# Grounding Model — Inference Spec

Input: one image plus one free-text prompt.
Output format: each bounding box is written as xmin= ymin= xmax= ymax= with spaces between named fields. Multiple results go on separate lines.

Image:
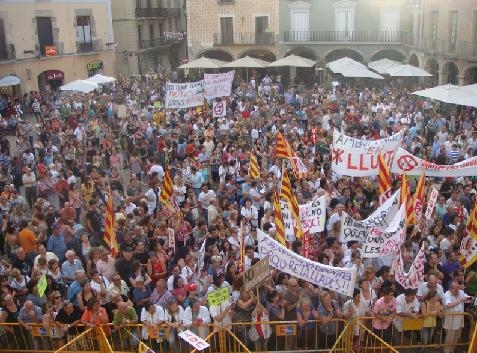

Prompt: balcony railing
xmin=76 ymin=39 xmax=103 ymax=53
xmin=283 ymin=30 xmax=403 ymax=43
xmin=0 ymin=44 xmax=15 ymax=61
xmin=135 ymin=7 xmax=181 ymax=18
xmin=213 ymin=32 xmax=276 ymax=45
xmin=418 ymin=38 xmax=477 ymax=58
xmin=138 ymin=37 xmax=181 ymax=50
xmin=218 ymin=0 xmax=234 ymax=4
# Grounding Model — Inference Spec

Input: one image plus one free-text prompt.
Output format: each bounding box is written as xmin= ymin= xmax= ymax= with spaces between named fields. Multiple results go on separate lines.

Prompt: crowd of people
xmin=0 ymin=71 xmax=475 ymax=353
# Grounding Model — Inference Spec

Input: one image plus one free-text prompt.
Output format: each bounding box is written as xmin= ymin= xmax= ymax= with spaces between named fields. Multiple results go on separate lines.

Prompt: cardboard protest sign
xmin=204 ymin=71 xmax=234 ymax=99
xmin=207 ymin=287 xmax=229 ymax=307
xmin=179 ymin=330 xmax=210 ymax=351
xmin=117 ymin=104 xmax=127 ymax=118
xmin=244 ymin=256 xmax=269 ymax=292
xmin=258 ymin=230 xmax=356 ymax=296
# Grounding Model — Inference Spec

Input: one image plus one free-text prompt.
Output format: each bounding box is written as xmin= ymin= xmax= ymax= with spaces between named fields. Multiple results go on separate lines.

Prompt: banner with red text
xmin=165 ymin=81 xmax=204 ymax=109
xmin=391 ymin=147 xmax=477 ymax=177
xmin=331 ymin=129 xmax=405 ymax=176
xmin=204 ymin=71 xmax=235 ymax=99
xmin=281 ymin=197 xmax=326 ymax=241
xmin=425 ymin=188 xmax=439 ymax=221
xmin=392 ymin=246 xmax=426 ymax=289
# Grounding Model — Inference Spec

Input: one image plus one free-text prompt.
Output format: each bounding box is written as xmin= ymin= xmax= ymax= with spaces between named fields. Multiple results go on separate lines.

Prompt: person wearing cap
xmin=183 ymin=296 xmax=211 ymax=339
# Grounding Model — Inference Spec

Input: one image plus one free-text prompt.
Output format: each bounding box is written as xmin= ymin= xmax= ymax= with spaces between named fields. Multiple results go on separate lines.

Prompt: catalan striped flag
xmin=413 ymin=169 xmax=426 ymax=220
xmin=276 ymin=131 xmax=292 ymax=159
xmin=104 ymin=191 xmax=118 ymax=257
xmin=458 ymin=205 xmax=477 ymax=267
xmin=160 ymin=168 xmax=175 ymax=210
xmin=290 ymin=150 xmax=308 ymax=179
xmin=280 ymin=168 xmax=304 ymax=240
xmin=378 ymin=152 xmax=392 ymax=202
xmin=248 ymin=153 xmax=261 ymax=179
xmin=467 ymin=204 xmax=477 ymax=240
xmin=272 ymin=191 xmax=287 ymax=247
xmin=400 ymin=173 xmax=415 ymax=225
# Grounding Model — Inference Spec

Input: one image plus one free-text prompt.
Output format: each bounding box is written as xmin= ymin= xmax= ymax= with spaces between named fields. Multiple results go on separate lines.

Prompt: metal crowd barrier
xmin=0 ymin=312 xmax=474 ymax=353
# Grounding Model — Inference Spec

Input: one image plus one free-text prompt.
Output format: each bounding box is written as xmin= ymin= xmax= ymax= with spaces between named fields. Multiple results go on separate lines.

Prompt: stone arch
xmin=196 ymin=49 xmax=234 ymax=62
xmin=284 ymin=46 xmax=318 ymax=60
xmin=424 ymin=57 xmax=439 ymax=77
xmin=442 ymin=61 xmax=460 ymax=85
xmin=237 ymin=48 xmax=276 ymax=62
xmin=408 ymin=53 xmax=420 ymax=67
xmin=370 ymin=49 xmax=406 ymax=62
xmin=462 ymin=65 xmax=477 ymax=85
xmin=324 ymin=48 xmax=364 ymax=63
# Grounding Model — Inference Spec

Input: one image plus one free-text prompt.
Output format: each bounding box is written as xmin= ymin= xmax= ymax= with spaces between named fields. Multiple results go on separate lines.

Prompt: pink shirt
xmin=372 ymin=297 xmax=397 ymax=330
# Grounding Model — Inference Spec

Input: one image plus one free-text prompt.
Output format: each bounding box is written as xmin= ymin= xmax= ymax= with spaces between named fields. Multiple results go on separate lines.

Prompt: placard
xmin=165 ymin=81 xmax=204 ymax=109
xmin=117 ymin=104 xmax=127 ymax=118
xmin=331 ymin=129 xmax=405 ymax=176
xmin=179 ymin=330 xmax=210 ymax=351
xmin=213 ymin=100 xmax=226 ymax=118
xmin=204 ymin=71 xmax=235 ymax=99
xmin=276 ymin=324 xmax=297 ymax=336
xmin=425 ymin=188 xmax=439 ymax=221
xmin=258 ymin=230 xmax=356 ymax=296
xmin=207 ymin=287 xmax=229 ymax=307
xmin=281 ymin=197 xmax=326 ymax=241
xmin=244 ymin=256 xmax=269 ymax=292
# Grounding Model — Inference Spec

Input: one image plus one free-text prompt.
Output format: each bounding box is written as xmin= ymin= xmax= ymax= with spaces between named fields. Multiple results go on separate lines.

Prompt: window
xmin=288 ymin=0 xmax=312 ymax=42
xmin=76 ymin=16 xmax=92 ymax=52
xmin=333 ymin=1 xmax=357 ymax=42
xmin=220 ymin=17 xmax=233 ymax=45
xmin=431 ymin=11 xmax=438 ymax=40
xmin=449 ymin=11 xmax=458 ymax=52
xmin=380 ymin=8 xmax=400 ymax=42
xmin=255 ymin=16 xmax=269 ymax=44
xmin=36 ymin=17 xmax=54 ymax=56
xmin=0 ymin=19 xmax=7 ymax=60
xmin=149 ymin=24 xmax=154 ymax=39
xmin=138 ymin=25 xmax=143 ymax=42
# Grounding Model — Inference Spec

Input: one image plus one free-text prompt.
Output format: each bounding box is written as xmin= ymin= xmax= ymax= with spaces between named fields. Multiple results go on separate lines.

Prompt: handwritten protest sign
xmin=204 ymin=71 xmax=235 ymax=99
xmin=244 ymin=256 xmax=269 ymax=292
xmin=391 ymin=147 xmax=477 ymax=177
xmin=179 ymin=330 xmax=210 ymax=351
xmin=339 ymin=189 xmax=399 ymax=243
xmin=281 ymin=197 xmax=326 ymax=241
xmin=165 ymin=81 xmax=204 ymax=109
xmin=207 ymin=287 xmax=229 ymax=307
xmin=117 ymin=104 xmax=127 ymax=118
xmin=258 ymin=230 xmax=356 ymax=296
xmin=332 ymin=129 xmax=405 ymax=176
xmin=362 ymin=203 xmax=406 ymax=258
xmin=425 ymin=188 xmax=439 ymax=221
xmin=153 ymin=101 xmax=162 ymax=108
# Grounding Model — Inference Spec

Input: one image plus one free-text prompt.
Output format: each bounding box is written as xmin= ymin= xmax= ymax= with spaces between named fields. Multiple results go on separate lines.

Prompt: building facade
xmin=186 ymin=0 xmax=279 ymax=62
xmin=112 ymin=0 xmax=186 ymax=76
xmin=0 ymin=0 xmax=116 ymax=94
xmin=407 ymin=0 xmax=477 ymax=85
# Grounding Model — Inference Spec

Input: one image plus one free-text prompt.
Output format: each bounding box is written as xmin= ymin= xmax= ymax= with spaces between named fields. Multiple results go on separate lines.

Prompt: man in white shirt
xmin=393 ymin=289 xmax=420 ymax=344
xmin=198 ymin=184 xmax=216 ymax=223
xmin=327 ymin=203 xmax=345 ymax=231
xmin=443 ymin=281 xmax=471 ymax=353
xmin=416 ymin=275 xmax=445 ymax=302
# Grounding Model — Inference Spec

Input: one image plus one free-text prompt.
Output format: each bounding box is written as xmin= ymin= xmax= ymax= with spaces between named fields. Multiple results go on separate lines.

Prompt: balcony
xmin=135 ymin=7 xmax=181 ymax=18
xmin=35 ymin=42 xmax=64 ymax=57
xmin=0 ymin=44 xmax=15 ymax=61
xmin=418 ymin=38 xmax=477 ymax=58
xmin=283 ymin=30 xmax=403 ymax=43
xmin=76 ymin=39 xmax=103 ymax=53
xmin=218 ymin=0 xmax=234 ymax=4
xmin=138 ymin=37 xmax=181 ymax=50
xmin=213 ymin=32 xmax=276 ymax=46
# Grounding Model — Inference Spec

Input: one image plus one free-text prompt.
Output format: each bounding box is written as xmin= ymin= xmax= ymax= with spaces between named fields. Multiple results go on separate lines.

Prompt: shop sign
xmin=87 ymin=61 xmax=103 ymax=71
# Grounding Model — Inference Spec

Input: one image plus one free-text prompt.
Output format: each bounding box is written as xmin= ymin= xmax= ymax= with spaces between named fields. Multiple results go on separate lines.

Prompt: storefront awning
xmin=0 ymin=75 xmax=21 ymax=87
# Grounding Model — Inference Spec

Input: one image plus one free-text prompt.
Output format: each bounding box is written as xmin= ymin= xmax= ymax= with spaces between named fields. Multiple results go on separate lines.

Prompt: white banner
xmin=362 ymin=203 xmax=406 ymax=258
xmin=212 ymin=100 xmax=226 ymax=118
xmin=281 ymin=197 xmax=326 ymax=240
xmin=331 ymin=129 xmax=405 ymax=176
xmin=340 ymin=189 xmax=400 ymax=243
xmin=391 ymin=147 xmax=477 ymax=177
xmin=165 ymin=81 xmax=204 ymax=109
xmin=204 ymin=71 xmax=235 ymax=99
xmin=425 ymin=188 xmax=439 ymax=221
xmin=392 ymin=246 xmax=426 ymax=289
xmin=258 ymin=230 xmax=356 ymax=296
xmin=179 ymin=330 xmax=210 ymax=351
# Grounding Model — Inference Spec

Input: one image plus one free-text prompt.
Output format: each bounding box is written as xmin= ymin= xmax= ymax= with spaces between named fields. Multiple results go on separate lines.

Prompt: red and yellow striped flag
xmin=280 ymin=168 xmax=304 ymax=240
xmin=248 ymin=153 xmax=260 ymax=179
xmin=467 ymin=204 xmax=477 ymax=239
xmin=400 ymin=173 xmax=415 ymax=225
xmin=413 ymin=170 xmax=426 ymax=220
xmin=458 ymin=206 xmax=477 ymax=267
xmin=160 ymin=168 xmax=175 ymax=210
xmin=276 ymin=131 xmax=292 ymax=159
xmin=378 ymin=152 xmax=392 ymax=196
xmin=104 ymin=191 xmax=118 ymax=257
xmin=272 ymin=191 xmax=287 ymax=247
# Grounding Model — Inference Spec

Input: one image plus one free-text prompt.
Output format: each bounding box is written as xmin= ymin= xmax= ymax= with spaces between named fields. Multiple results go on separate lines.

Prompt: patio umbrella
xmin=412 ymin=84 xmax=477 ymax=107
xmin=60 ymin=80 xmax=99 ymax=93
xmin=386 ymin=64 xmax=432 ymax=77
xmin=368 ymin=58 xmax=402 ymax=74
xmin=221 ymin=56 xmax=270 ymax=68
xmin=268 ymin=54 xmax=316 ymax=68
xmin=326 ymin=57 xmax=366 ymax=74
xmin=85 ymin=74 xmax=116 ymax=84
xmin=340 ymin=67 xmax=384 ymax=79
xmin=179 ymin=57 xmax=229 ymax=69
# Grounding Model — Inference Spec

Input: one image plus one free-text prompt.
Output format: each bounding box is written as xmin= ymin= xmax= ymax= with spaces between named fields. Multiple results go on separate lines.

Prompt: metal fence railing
xmin=0 ymin=312 xmax=474 ymax=353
